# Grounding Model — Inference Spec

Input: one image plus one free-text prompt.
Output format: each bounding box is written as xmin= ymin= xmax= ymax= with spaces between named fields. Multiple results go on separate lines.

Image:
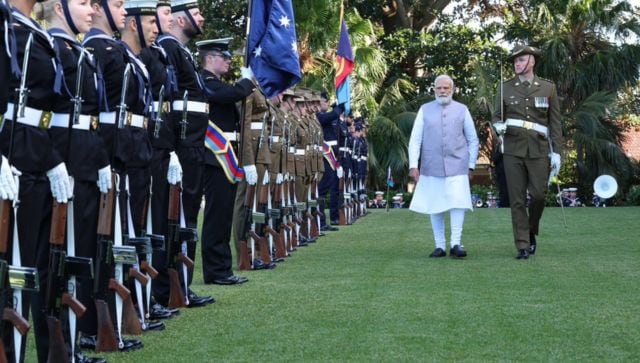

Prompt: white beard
xmin=436 ymin=95 xmax=452 ymax=105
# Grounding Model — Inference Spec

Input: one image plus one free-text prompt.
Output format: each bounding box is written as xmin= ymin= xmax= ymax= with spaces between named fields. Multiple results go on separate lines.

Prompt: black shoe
xmin=516 ymin=249 xmax=529 ymax=260
xmin=449 ymin=245 xmax=467 ymax=258
xmin=209 ymin=275 xmax=249 ymax=285
xmin=120 ymin=338 xmax=143 ymax=352
xmin=79 ymin=334 xmax=143 ymax=352
xmin=75 ymin=351 xmax=107 ymax=363
xmin=528 ymin=233 xmax=537 ymax=255
xmin=320 ymin=224 xmax=339 ymax=232
xmin=149 ymin=303 xmax=173 ymax=320
xmin=187 ymin=291 xmax=215 ymax=308
xmin=142 ymin=320 xmax=165 ymax=332
xmin=429 ymin=248 xmax=446 ymax=258
xmin=330 ymin=220 xmax=340 ymax=225
xmin=252 ymin=259 xmax=277 ymax=270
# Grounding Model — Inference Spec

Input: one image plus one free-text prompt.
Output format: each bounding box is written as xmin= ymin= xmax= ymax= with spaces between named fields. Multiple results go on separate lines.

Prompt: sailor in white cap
xmin=155 ymin=0 xmax=214 ymax=308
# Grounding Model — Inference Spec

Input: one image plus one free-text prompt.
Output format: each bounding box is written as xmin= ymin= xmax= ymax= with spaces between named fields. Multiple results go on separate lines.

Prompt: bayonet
xmin=180 ymin=90 xmax=188 ymax=140
xmin=71 ymin=50 xmax=86 ymax=127
xmin=153 ymin=85 xmax=165 ymax=139
xmin=117 ymin=64 xmax=132 ymax=129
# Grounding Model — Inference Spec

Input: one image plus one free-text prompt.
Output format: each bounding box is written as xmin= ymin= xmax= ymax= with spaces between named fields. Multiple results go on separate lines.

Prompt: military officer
xmin=155 ymin=0 xmax=213 ymax=307
xmin=492 ymin=45 xmax=563 ymax=259
xmin=197 ymin=38 xmax=253 ymax=284
xmin=233 ymin=86 xmax=276 ymax=269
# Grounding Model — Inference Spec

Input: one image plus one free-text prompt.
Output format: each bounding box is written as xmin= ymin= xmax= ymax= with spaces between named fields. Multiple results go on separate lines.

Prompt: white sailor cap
xmin=125 ymin=0 xmax=158 ymax=15
xmin=375 ymin=191 xmax=384 ymax=196
xmin=171 ymin=0 xmax=198 ymax=12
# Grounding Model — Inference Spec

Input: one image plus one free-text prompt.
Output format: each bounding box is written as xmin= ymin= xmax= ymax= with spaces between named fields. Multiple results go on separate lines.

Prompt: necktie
xmin=522 ymin=81 xmax=530 ymax=87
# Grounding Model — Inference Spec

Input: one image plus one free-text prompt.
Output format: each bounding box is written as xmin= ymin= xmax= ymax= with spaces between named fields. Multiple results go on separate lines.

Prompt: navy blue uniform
xmin=316 ymin=106 xmax=342 ymax=225
xmin=201 ymin=71 xmax=253 ymax=282
xmin=0 ymin=10 xmax=63 ymax=363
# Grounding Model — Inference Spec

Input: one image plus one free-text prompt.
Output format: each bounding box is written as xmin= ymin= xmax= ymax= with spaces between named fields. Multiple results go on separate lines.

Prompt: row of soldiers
xmin=0 ymin=0 xmax=370 ymax=361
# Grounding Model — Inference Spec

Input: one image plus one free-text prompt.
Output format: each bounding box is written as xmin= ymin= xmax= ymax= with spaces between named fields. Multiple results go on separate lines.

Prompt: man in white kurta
xmin=408 ymin=75 xmax=479 ymax=258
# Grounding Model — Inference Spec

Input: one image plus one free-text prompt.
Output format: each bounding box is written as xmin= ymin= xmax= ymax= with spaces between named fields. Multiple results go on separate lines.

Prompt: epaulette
xmin=536 ymin=76 xmax=554 ymax=84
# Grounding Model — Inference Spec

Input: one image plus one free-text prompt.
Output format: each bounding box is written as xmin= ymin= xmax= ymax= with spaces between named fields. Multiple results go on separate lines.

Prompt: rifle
xmin=135 ymin=193 xmax=162 ymax=322
xmin=338 ymin=176 xmax=347 ymax=225
xmin=307 ymin=178 xmax=319 ymax=239
xmin=94 ymin=177 xmax=130 ymax=352
xmin=46 ymin=202 xmax=93 ymax=363
xmin=0 ymin=200 xmax=35 ymax=363
xmin=253 ymin=179 xmax=273 ymax=265
xmin=166 ymin=184 xmax=194 ymax=308
xmin=237 ymin=184 xmax=254 ymax=271
xmin=271 ymin=183 xmax=287 ymax=260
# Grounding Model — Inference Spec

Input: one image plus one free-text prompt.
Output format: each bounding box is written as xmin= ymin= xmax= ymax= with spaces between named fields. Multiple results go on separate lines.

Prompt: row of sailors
xmin=0 ymin=0 xmax=371 ymax=361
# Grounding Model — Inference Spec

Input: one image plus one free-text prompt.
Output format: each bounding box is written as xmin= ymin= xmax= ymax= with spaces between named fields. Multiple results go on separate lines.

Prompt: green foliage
xmin=625 ymin=185 xmax=640 ymax=206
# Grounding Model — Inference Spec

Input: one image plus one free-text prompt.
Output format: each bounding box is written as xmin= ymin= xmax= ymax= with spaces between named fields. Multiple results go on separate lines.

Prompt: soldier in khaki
xmin=492 ymin=45 xmax=563 ymax=259
xmin=233 ymin=87 xmax=275 ymax=269
xmin=291 ymin=93 xmax=314 ymax=243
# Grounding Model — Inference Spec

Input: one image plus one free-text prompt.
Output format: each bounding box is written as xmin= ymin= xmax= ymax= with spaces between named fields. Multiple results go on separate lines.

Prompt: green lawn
xmin=29 ymin=207 xmax=640 ymax=362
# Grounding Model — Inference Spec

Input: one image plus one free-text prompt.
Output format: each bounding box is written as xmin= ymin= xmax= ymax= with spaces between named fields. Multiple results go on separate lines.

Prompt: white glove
xmin=97 ymin=165 xmax=111 ymax=194
xmin=0 ymin=156 xmax=18 ymax=201
xmin=493 ymin=122 xmax=507 ymax=135
xmin=549 ymin=152 xmax=561 ymax=177
xmin=47 ymin=163 xmax=73 ymax=203
xmin=240 ymin=66 xmax=254 ymax=80
xmin=244 ymin=165 xmax=258 ymax=185
xmin=336 ymin=166 xmax=344 ymax=179
xmin=167 ymin=151 xmax=183 ymax=185
xmin=276 ymin=173 xmax=284 ymax=184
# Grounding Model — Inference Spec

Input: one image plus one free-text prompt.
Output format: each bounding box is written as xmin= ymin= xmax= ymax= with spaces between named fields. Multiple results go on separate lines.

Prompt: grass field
xmin=28 ymin=207 xmax=640 ymax=362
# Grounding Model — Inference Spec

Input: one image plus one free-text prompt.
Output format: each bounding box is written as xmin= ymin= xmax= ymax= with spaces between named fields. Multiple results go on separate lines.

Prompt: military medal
xmin=535 ymin=96 xmax=549 ymax=109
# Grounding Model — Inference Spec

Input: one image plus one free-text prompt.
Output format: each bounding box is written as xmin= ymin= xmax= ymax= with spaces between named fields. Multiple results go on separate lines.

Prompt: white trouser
xmin=429 ymin=208 xmax=466 ymax=250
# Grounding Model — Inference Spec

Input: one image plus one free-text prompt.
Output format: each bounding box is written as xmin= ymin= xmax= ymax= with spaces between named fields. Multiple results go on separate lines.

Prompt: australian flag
xmin=248 ymin=0 xmax=301 ymax=98
xmin=335 ymin=18 xmax=354 ymax=114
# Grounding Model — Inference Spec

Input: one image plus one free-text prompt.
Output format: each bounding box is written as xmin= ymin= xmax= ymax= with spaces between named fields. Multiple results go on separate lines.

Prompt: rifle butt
xmin=95 ymin=299 xmax=118 ymax=352
xmin=46 ymin=316 xmax=68 ymax=363
xmin=122 ymin=295 xmax=142 ymax=335
xmin=339 ymin=209 xmax=347 ymax=225
xmin=49 ymin=202 xmax=67 ymax=245
xmin=238 ymin=239 xmax=251 ymax=271
xmin=0 ymin=341 xmax=6 ymax=363
xmin=257 ymin=236 xmax=272 ymax=264
xmin=167 ymin=268 xmax=186 ymax=308
xmin=274 ymin=228 xmax=287 ymax=259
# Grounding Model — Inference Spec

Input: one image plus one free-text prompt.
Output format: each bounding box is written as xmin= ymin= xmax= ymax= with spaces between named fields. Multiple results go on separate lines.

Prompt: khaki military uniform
xmin=492 ymin=75 xmax=563 ymax=250
xmin=234 ymin=89 xmax=272 ymax=242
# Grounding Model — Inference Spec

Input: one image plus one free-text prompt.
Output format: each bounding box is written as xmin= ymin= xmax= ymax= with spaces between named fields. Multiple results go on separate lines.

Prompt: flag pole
xmin=385 ymin=181 xmax=390 ymax=212
xmin=239 ymin=0 xmax=254 ymax=163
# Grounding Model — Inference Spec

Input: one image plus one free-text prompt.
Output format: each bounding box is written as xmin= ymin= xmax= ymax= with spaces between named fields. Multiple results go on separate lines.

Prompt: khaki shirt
xmin=241 ymin=89 xmax=272 ymax=166
xmin=492 ymin=75 xmax=563 ymax=158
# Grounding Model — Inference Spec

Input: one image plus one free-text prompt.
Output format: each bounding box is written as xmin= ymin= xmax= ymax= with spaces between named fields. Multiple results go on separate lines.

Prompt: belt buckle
xmin=126 ymin=112 xmax=133 ymax=126
xmin=522 ymin=121 xmax=534 ymax=130
xmin=144 ymin=117 xmax=149 ymax=129
xmin=204 ymin=104 xmax=209 ymax=113
xmin=39 ymin=111 xmax=52 ymax=129
xmin=162 ymin=101 xmax=170 ymax=113
xmin=91 ymin=116 xmax=99 ymax=130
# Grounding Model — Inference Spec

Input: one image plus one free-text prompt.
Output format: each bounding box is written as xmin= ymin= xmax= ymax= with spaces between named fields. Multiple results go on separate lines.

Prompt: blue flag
xmin=248 ymin=0 xmax=301 ymax=98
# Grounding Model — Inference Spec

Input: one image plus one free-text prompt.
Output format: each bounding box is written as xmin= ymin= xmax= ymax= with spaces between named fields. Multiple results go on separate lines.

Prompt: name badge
xmin=535 ymin=97 xmax=549 ymax=109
